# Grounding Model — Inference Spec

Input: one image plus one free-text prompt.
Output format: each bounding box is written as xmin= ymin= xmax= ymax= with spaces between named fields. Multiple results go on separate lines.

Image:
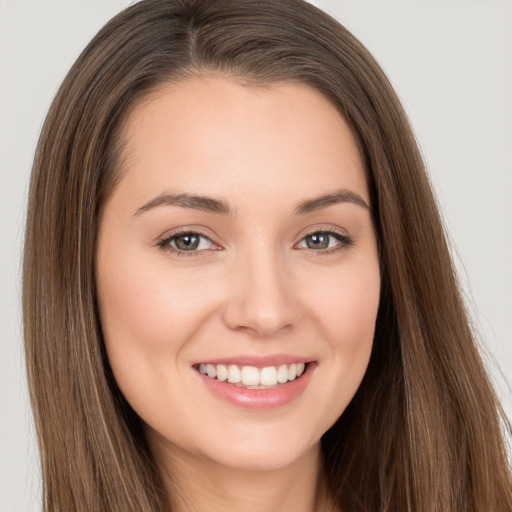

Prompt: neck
xmin=153 ymin=440 xmax=335 ymax=512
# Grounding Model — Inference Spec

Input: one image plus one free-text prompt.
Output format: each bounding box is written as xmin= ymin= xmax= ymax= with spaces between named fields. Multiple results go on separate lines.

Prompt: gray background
xmin=1 ymin=1 xmax=511 ymax=510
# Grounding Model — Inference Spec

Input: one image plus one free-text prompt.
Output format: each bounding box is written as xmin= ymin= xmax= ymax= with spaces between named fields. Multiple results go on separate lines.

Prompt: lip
xmin=195 ymin=360 xmax=317 ymax=409
xmin=192 ymin=353 xmax=315 ymax=368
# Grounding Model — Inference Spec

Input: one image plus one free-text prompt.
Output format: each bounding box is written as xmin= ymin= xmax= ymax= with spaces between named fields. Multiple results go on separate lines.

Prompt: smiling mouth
xmin=195 ymin=362 xmax=309 ymax=389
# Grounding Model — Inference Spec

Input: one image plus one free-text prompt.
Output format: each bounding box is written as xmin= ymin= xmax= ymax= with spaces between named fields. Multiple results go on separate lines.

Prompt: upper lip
xmin=192 ymin=354 xmax=316 ymax=367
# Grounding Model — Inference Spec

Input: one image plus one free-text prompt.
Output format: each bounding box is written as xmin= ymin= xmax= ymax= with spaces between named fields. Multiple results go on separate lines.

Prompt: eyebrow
xmin=134 ymin=189 xmax=370 ymax=217
xmin=135 ymin=193 xmax=235 ymax=216
xmin=294 ymin=190 xmax=370 ymax=214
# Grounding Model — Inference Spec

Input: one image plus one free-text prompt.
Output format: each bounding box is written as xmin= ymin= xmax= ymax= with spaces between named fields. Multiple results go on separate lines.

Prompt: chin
xmin=191 ymin=423 xmax=323 ymax=472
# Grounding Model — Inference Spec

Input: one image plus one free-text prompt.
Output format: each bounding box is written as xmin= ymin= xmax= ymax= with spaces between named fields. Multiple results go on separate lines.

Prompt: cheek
xmin=305 ymin=260 xmax=380 ymax=385
xmin=310 ymin=261 xmax=380 ymax=341
xmin=98 ymin=255 xmax=211 ymax=348
xmin=96 ymin=253 xmax=219 ymax=397
xmin=96 ymin=255 xmax=223 ymax=428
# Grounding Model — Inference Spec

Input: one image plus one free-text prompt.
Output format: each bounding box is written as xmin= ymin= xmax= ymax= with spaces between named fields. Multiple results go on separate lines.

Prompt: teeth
xmin=241 ymin=366 xmax=259 ymax=386
xmin=277 ymin=364 xmax=288 ymax=384
xmin=216 ymin=364 xmax=228 ymax=382
xmin=227 ymin=365 xmax=241 ymax=383
xmin=199 ymin=363 xmax=308 ymax=387
xmin=260 ymin=366 xmax=277 ymax=386
xmin=206 ymin=364 xmax=217 ymax=378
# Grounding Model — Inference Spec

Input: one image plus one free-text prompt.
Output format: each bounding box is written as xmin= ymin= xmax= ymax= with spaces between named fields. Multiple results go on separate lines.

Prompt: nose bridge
xmin=222 ymin=239 xmax=297 ymax=337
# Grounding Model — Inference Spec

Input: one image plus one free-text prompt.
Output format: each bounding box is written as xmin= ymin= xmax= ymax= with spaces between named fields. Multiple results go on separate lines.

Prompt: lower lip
xmin=196 ymin=363 xmax=316 ymax=409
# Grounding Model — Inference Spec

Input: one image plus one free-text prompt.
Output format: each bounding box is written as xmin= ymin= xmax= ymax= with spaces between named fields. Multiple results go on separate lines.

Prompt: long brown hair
xmin=23 ymin=0 xmax=512 ymax=510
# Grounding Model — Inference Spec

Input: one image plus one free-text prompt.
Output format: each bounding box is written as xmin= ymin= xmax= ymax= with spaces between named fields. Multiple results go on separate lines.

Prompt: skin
xmin=96 ymin=76 xmax=381 ymax=512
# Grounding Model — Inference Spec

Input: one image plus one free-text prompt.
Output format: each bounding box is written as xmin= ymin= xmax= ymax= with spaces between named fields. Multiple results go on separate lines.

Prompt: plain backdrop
xmin=1 ymin=1 xmax=511 ymax=510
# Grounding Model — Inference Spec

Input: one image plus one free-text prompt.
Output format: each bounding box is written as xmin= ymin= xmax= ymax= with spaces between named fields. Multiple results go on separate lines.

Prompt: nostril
xmin=221 ymin=272 xmax=298 ymax=337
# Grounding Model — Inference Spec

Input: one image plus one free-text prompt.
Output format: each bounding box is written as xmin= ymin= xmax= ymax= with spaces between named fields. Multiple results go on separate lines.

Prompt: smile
xmin=197 ymin=363 xmax=307 ymax=388
xmin=194 ymin=358 xmax=316 ymax=409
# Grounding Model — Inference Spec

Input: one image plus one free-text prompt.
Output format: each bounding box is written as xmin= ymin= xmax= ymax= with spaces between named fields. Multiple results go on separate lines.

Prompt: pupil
xmin=176 ymin=234 xmax=199 ymax=250
xmin=307 ymin=233 xmax=329 ymax=249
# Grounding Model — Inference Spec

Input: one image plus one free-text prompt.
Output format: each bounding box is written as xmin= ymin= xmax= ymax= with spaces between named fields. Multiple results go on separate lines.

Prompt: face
xmin=96 ymin=77 xmax=380 ymax=473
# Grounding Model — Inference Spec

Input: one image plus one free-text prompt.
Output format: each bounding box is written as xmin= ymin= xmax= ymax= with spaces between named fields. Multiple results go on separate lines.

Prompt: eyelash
xmin=157 ymin=228 xmax=354 ymax=257
xmin=298 ymin=228 xmax=354 ymax=256
xmin=156 ymin=229 xmax=220 ymax=257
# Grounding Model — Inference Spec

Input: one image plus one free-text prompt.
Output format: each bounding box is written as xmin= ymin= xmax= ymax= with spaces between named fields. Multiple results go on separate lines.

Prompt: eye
xmin=296 ymin=230 xmax=353 ymax=252
xmin=158 ymin=231 xmax=217 ymax=255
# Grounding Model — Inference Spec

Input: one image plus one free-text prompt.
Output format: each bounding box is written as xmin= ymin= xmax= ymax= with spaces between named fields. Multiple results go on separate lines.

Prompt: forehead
xmin=113 ymin=76 xmax=368 ymax=211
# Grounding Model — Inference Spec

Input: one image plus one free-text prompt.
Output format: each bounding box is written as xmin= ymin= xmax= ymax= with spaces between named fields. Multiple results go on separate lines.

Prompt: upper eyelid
xmin=157 ymin=231 xmax=220 ymax=257
xmin=301 ymin=226 xmax=348 ymax=238
xmin=157 ymin=228 xmax=219 ymax=246
xmin=295 ymin=229 xmax=352 ymax=248
xmin=157 ymin=227 xmax=351 ymax=253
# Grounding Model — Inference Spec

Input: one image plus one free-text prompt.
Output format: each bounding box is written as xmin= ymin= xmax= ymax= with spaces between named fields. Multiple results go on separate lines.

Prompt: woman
xmin=22 ymin=0 xmax=512 ymax=510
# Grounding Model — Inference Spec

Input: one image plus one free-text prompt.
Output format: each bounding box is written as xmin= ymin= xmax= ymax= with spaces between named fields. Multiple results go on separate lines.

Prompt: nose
xmin=222 ymin=246 xmax=299 ymax=338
